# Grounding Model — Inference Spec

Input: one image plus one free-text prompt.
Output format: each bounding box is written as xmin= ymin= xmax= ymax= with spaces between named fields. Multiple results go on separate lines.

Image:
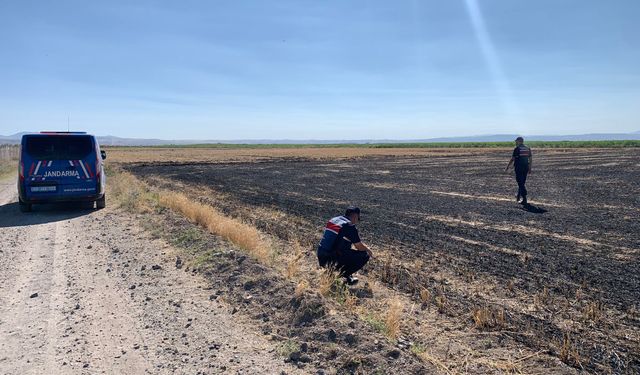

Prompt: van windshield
xmin=25 ymin=136 xmax=94 ymax=160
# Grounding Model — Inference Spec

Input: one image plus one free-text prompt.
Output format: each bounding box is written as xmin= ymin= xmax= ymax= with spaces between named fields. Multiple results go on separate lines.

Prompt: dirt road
xmin=0 ymin=178 xmax=300 ymax=375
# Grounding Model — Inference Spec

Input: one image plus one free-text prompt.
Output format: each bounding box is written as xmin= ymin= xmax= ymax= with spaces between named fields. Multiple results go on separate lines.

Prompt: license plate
xmin=31 ymin=186 xmax=57 ymax=192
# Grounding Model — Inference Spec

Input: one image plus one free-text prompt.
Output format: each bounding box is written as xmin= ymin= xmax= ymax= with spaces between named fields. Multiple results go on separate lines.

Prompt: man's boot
xmin=345 ymin=275 xmax=359 ymax=286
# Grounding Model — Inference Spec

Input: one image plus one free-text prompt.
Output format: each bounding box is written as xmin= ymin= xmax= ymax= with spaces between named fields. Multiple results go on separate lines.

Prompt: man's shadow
xmin=521 ymin=203 xmax=548 ymax=214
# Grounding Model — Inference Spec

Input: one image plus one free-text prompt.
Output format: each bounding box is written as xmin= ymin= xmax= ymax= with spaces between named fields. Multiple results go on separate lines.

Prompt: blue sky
xmin=1 ymin=0 xmax=638 ymax=140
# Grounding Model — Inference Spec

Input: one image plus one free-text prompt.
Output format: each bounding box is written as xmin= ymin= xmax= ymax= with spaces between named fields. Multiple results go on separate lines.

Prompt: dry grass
xmin=582 ymin=300 xmax=604 ymax=324
xmin=477 ymin=357 xmax=524 ymax=374
xmin=473 ymin=307 xmax=493 ymax=329
xmin=105 ymin=146 xmax=490 ymax=164
xmin=108 ymin=167 xmax=272 ymax=263
xmin=435 ymin=295 xmax=448 ymax=314
xmin=318 ymin=268 xmax=338 ymax=298
xmin=158 ymin=191 xmax=272 ymax=263
xmin=419 ymin=287 xmax=431 ymax=305
xmin=496 ymin=308 xmax=506 ymax=327
xmin=316 ymin=268 xmax=357 ymax=308
xmin=378 ymin=253 xmax=401 ymax=286
xmin=385 ymin=298 xmax=403 ymax=340
xmin=108 ymin=168 xmax=159 ymax=212
xmin=343 ymin=293 xmax=358 ymax=311
xmin=285 ymin=241 xmax=304 ymax=280
xmin=559 ymin=332 xmax=582 ymax=368
xmin=472 ymin=306 xmax=507 ymax=330
xmin=294 ymin=280 xmax=308 ymax=298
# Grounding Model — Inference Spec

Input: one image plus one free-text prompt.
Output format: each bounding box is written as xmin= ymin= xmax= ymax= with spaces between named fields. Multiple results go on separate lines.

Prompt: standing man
xmin=317 ymin=206 xmax=372 ymax=285
xmin=505 ymin=136 xmax=532 ymax=205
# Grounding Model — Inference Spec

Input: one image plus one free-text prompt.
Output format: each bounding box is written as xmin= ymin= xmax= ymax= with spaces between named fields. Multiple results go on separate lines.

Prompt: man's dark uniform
xmin=317 ymin=215 xmax=369 ymax=278
xmin=512 ymin=144 xmax=532 ymax=202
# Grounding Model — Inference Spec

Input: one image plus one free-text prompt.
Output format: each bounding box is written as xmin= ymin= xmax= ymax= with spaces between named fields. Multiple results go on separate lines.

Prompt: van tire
xmin=96 ymin=195 xmax=106 ymax=209
xmin=19 ymin=199 xmax=32 ymax=212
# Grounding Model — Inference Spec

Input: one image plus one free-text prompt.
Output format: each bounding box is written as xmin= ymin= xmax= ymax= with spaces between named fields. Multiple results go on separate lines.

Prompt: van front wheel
xmin=19 ymin=199 xmax=32 ymax=212
xmin=96 ymin=195 xmax=106 ymax=209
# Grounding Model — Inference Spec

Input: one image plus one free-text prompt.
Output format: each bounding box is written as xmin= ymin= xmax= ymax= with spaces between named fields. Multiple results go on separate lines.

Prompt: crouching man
xmin=317 ymin=206 xmax=372 ymax=285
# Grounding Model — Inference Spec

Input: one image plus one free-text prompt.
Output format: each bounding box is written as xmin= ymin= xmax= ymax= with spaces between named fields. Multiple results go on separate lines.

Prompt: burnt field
xmin=127 ymin=148 xmax=640 ymax=373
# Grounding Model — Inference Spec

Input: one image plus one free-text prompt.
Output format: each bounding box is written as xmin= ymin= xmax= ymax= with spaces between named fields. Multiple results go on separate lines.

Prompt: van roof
xmin=39 ymin=131 xmax=88 ymax=135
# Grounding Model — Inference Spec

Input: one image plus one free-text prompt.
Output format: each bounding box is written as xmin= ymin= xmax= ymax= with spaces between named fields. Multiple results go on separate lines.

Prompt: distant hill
xmin=0 ymin=132 xmax=30 ymax=144
xmin=1 ymin=131 xmax=640 ymax=146
xmin=0 ymin=133 xmax=173 ymax=146
xmin=419 ymin=133 xmax=640 ymax=142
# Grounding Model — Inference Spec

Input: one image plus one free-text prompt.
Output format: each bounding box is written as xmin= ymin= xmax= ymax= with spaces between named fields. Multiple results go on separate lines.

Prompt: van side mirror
xmin=100 ymin=150 xmax=107 ymax=160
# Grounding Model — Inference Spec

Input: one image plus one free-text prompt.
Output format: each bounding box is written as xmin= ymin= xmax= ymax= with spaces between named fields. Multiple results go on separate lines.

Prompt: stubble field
xmin=116 ymin=147 xmax=639 ymax=374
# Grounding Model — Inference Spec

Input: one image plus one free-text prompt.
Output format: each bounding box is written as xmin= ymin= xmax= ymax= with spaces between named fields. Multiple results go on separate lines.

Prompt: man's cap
xmin=515 ymin=136 xmax=524 ymax=141
xmin=345 ymin=206 xmax=361 ymax=218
